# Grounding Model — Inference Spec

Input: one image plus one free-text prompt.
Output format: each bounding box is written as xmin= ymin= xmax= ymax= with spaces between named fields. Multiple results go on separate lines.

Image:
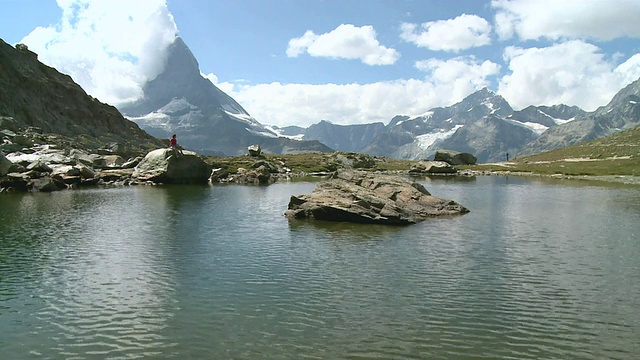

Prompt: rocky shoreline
xmin=2 ymin=131 xmax=638 ymax=193
xmin=457 ymin=169 xmax=640 ymax=186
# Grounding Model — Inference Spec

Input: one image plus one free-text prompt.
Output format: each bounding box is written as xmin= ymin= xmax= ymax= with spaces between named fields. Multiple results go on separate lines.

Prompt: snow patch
xmin=127 ymin=112 xmax=172 ymax=131
xmin=535 ymin=109 xmax=576 ymax=125
xmin=503 ymin=118 xmax=549 ymax=135
xmin=267 ymin=126 xmax=305 ymax=140
xmin=415 ymin=125 xmax=463 ymax=150
xmin=409 ymin=111 xmax=433 ymax=121
xmin=247 ymin=128 xmax=278 ymax=138
xmin=225 ymin=111 xmax=261 ymax=126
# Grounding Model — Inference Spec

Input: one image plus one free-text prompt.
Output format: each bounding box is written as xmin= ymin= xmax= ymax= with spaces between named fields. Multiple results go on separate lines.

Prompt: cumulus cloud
xmin=400 ymin=14 xmax=492 ymax=52
xmin=498 ymin=40 xmax=640 ymax=111
xmin=286 ymin=24 xmax=400 ymax=65
xmin=415 ymin=57 xmax=500 ymax=95
xmin=492 ymin=0 xmax=640 ymax=41
xmin=20 ymin=0 xmax=177 ymax=105
xmin=207 ymin=58 xmax=499 ymax=128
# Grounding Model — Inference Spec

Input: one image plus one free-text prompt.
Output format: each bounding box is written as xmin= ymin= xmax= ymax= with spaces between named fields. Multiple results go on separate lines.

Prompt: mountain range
xmin=118 ymin=37 xmax=639 ymax=163
xmin=1 ymin=34 xmax=637 ymax=163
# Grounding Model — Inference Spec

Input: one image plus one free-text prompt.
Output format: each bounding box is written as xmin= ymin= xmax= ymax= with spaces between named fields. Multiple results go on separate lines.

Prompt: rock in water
xmin=132 ymin=148 xmax=212 ymax=184
xmin=285 ymin=170 xmax=469 ymax=225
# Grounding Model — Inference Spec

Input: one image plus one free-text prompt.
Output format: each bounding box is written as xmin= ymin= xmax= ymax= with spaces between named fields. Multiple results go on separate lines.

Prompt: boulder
xmin=0 ymin=172 xmax=29 ymax=192
xmin=233 ymin=165 xmax=273 ymax=184
xmin=210 ymin=167 xmax=229 ymax=182
xmin=29 ymin=176 xmax=67 ymax=192
xmin=132 ymin=148 xmax=212 ymax=184
xmin=248 ymin=144 xmax=261 ymax=156
xmin=121 ymin=156 xmax=142 ymax=169
xmin=0 ymin=152 xmax=12 ymax=176
xmin=103 ymin=154 xmax=125 ymax=167
xmin=285 ymin=170 xmax=469 ymax=225
xmin=409 ymin=160 xmax=457 ymax=174
xmin=26 ymin=160 xmax=53 ymax=173
xmin=434 ymin=149 xmax=477 ymax=165
xmin=330 ymin=152 xmax=377 ymax=169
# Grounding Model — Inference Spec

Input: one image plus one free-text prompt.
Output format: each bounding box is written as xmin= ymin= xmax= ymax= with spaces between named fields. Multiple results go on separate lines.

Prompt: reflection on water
xmin=1 ymin=178 xmax=639 ymax=359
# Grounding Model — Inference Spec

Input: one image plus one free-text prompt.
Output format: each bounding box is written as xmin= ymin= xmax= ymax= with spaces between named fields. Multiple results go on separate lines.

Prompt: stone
xmin=0 ymin=172 xmax=29 ymax=191
xmin=26 ymin=160 xmax=53 ymax=173
xmin=284 ymin=170 xmax=469 ymax=225
xmin=210 ymin=167 xmax=229 ymax=182
xmin=103 ymin=154 xmax=125 ymax=167
xmin=121 ymin=156 xmax=142 ymax=169
xmin=0 ymin=152 xmax=12 ymax=176
xmin=233 ymin=165 xmax=272 ymax=184
xmin=248 ymin=144 xmax=261 ymax=156
xmin=132 ymin=148 xmax=212 ymax=184
xmin=409 ymin=160 xmax=457 ymax=174
xmin=77 ymin=164 xmax=96 ymax=179
xmin=433 ymin=149 xmax=477 ymax=165
xmin=29 ymin=176 xmax=67 ymax=192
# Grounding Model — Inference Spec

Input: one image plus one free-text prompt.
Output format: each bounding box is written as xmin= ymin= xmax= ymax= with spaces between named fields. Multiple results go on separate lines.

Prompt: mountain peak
xmin=462 ymin=87 xmax=496 ymax=103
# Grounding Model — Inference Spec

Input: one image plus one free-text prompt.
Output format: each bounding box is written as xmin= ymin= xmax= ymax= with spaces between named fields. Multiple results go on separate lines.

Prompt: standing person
xmin=169 ymin=134 xmax=183 ymax=154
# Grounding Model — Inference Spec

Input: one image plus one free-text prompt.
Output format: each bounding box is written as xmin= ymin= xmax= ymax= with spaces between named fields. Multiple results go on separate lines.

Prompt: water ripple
xmin=1 ymin=181 xmax=639 ymax=359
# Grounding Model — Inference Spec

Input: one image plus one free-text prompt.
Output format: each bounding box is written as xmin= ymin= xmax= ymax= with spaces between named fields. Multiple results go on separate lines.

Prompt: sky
xmin=2 ymin=0 xmax=640 ymax=128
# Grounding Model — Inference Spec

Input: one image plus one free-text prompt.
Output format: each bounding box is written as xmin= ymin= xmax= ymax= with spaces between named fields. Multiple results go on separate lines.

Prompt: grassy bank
xmin=203 ymin=126 xmax=639 ymax=185
xmin=461 ymin=126 xmax=640 ymax=176
xmin=205 ymin=152 xmax=415 ymax=175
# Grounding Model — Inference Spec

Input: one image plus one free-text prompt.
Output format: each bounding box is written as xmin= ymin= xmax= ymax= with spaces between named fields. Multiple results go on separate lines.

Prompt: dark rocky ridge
xmin=0 ymin=38 xmax=164 ymax=156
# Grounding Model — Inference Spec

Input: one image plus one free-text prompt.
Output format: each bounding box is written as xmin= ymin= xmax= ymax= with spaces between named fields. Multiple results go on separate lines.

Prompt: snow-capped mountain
xmin=304 ymin=88 xmax=604 ymax=162
xmin=520 ymin=77 xmax=640 ymax=156
xmin=117 ymin=36 xmax=639 ymax=162
xmin=359 ymin=88 xmax=530 ymax=162
xmin=118 ymin=37 xmax=331 ymax=156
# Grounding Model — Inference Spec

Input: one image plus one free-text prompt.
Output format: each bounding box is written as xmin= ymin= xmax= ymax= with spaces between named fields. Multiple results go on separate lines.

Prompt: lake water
xmin=1 ymin=175 xmax=639 ymax=359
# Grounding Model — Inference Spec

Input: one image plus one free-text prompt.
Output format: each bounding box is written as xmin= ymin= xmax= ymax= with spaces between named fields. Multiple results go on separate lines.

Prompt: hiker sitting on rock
xmin=169 ymin=134 xmax=183 ymax=154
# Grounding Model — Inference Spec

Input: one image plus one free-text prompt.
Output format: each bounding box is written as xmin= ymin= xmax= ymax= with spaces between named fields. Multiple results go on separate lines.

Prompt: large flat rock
xmin=285 ymin=171 xmax=469 ymax=225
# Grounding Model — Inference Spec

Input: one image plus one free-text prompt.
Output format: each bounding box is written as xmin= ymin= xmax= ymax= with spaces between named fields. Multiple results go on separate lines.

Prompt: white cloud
xmin=286 ymin=24 xmax=400 ymax=65
xmin=208 ymin=59 xmax=499 ymax=129
xmin=415 ymin=57 xmax=501 ymax=101
xmin=614 ymin=53 xmax=640 ymax=86
xmin=492 ymin=0 xmax=640 ymax=41
xmin=20 ymin=0 xmax=177 ymax=105
xmin=400 ymin=14 xmax=492 ymax=52
xmin=498 ymin=40 xmax=640 ymax=111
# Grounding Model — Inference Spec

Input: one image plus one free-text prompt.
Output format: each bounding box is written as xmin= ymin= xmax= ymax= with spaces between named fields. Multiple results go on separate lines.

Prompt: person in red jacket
xmin=169 ymin=134 xmax=183 ymax=154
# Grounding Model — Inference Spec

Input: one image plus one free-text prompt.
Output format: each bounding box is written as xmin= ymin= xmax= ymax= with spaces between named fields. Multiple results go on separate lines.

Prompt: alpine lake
xmin=1 ymin=175 xmax=639 ymax=359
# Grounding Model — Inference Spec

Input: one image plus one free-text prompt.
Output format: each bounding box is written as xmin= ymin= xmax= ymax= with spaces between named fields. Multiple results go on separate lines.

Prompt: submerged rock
xmin=285 ymin=170 xmax=469 ymax=225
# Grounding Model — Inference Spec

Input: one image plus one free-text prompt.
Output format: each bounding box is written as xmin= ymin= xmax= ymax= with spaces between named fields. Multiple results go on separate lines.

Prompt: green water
xmin=1 ymin=176 xmax=639 ymax=359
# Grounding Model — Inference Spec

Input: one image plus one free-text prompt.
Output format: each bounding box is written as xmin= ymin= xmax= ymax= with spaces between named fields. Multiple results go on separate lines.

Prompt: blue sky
xmin=2 ymin=0 xmax=640 ymax=128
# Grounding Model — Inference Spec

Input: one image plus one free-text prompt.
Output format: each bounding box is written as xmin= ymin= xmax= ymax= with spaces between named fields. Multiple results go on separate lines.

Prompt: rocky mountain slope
xmin=299 ymin=81 xmax=635 ymax=163
xmin=118 ymin=37 xmax=331 ymax=156
xmin=302 ymin=120 xmax=386 ymax=152
xmin=519 ymin=78 xmax=640 ymax=156
xmin=0 ymin=38 xmax=164 ymax=156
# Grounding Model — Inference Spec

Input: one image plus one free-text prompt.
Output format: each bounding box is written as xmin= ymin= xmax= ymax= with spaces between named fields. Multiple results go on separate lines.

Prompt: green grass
xmin=461 ymin=126 xmax=640 ymax=176
xmin=206 ymin=126 xmax=640 ymax=177
xmin=205 ymin=152 xmax=415 ymax=174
